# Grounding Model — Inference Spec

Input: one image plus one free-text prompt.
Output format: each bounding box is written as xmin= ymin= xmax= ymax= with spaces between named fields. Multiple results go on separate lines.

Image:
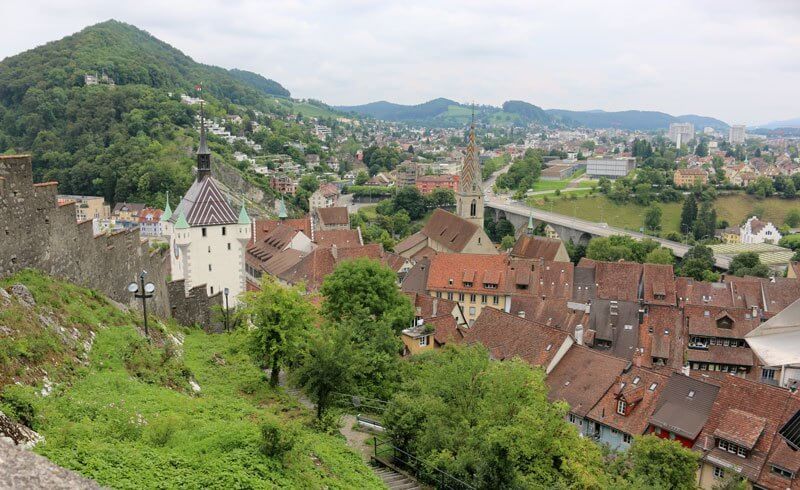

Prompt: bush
xmin=0 ymin=385 xmax=39 ymax=429
xmin=145 ymin=415 xmax=181 ymax=447
xmin=122 ymin=338 xmax=193 ymax=392
xmin=259 ymin=416 xmax=298 ymax=458
xmin=310 ymin=408 xmax=342 ymax=436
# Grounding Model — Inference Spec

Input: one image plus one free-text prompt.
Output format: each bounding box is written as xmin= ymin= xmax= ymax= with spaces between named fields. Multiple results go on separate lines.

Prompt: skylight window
xmin=632 ymin=376 xmax=640 ymax=385
xmin=649 ymin=383 xmax=657 ymax=391
xmin=688 ymin=390 xmax=695 ymax=398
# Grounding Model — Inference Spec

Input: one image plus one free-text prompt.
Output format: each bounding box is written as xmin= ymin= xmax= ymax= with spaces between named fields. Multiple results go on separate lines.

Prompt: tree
xmin=393 ymin=186 xmax=427 ymax=220
xmin=644 ymin=205 xmax=662 ymax=233
xmin=785 ymin=210 xmax=800 ymax=228
xmin=679 ymin=245 xmax=716 ymax=280
xmin=242 ymin=276 xmax=314 ymax=387
xmin=354 ymin=170 xmax=369 ymax=186
xmin=694 ymin=139 xmax=709 ymax=157
xmin=679 ymin=194 xmax=697 ymax=236
xmin=728 ymin=252 xmax=770 ymax=278
xmin=645 ymin=247 xmax=674 ymax=264
xmin=298 ymin=174 xmax=319 ymax=193
xmin=622 ymin=435 xmax=699 ymax=489
xmin=500 ymin=235 xmax=516 ymax=250
xmin=293 ymin=324 xmax=356 ymax=419
xmin=383 ymin=345 xmax=609 ymax=489
xmin=693 ymin=200 xmax=717 ymax=240
xmin=320 ymin=258 xmax=413 ymax=334
xmin=425 ymin=188 xmax=455 ymax=208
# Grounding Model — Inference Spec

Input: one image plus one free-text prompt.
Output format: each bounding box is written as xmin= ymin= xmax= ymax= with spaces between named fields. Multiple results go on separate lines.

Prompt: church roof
xmin=459 ymin=118 xmax=481 ymax=195
xmin=171 ymin=176 xmax=238 ymax=227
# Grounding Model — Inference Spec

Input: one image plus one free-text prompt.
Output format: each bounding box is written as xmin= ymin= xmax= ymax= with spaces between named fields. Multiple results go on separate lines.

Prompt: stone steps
xmin=372 ymin=463 xmax=422 ymax=490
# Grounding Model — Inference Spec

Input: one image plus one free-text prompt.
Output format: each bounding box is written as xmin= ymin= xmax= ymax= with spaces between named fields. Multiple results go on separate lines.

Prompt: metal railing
xmin=331 ymin=391 xmax=388 ymax=414
xmin=372 ymin=437 xmax=476 ymax=490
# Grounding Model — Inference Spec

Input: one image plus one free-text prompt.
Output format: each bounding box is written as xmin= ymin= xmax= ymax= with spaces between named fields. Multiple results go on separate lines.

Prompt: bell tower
xmin=456 ymin=107 xmax=484 ymax=226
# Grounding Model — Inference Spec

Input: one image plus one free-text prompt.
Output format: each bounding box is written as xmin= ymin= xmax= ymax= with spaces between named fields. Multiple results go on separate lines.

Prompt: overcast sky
xmin=2 ymin=0 xmax=799 ymax=125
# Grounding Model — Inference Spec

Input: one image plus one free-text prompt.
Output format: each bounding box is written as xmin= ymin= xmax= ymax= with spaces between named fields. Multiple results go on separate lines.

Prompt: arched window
xmin=470 ymin=199 xmax=477 ymax=217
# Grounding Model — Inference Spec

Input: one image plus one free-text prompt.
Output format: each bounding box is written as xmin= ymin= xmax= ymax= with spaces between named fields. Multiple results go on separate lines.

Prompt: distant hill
xmin=228 ymin=68 xmax=290 ymax=97
xmin=340 ymin=97 xmax=729 ymax=131
xmin=0 ymin=20 xmax=309 ymax=207
xmin=755 ymin=117 xmax=800 ymax=129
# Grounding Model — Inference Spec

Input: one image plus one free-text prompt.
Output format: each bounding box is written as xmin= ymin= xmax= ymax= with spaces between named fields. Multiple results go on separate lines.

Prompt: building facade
xmin=729 ymin=124 xmax=746 ymax=145
xmin=740 ymin=216 xmax=781 ymax=244
xmin=586 ymin=157 xmax=636 ymax=179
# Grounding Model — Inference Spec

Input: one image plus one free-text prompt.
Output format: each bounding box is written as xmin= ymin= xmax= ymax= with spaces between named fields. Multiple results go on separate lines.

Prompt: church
xmin=394 ymin=118 xmax=496 ymax=260
xmin=161 ymin=105 xmax=251 ymax=306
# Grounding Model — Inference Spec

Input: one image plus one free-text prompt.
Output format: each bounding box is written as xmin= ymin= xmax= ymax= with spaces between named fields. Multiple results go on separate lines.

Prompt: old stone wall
xmin=166 ymin=279 xmax=223 ymax=331
xmin=0 ymin=155 xmax=232 ymax=329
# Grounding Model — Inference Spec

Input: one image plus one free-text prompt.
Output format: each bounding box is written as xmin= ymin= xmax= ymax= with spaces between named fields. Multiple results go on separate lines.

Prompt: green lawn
xmin=529 ymin=193 xmax=800 ymax=234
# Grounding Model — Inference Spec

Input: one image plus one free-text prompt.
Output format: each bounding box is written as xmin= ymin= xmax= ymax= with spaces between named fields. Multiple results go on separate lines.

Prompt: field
xmin=529 ymin=171 xmax=592 ymax=192
xmin=709 ymin=243 xmax=794 ymax=265
xmin=529 ymin=193 xmax=800 ymax=233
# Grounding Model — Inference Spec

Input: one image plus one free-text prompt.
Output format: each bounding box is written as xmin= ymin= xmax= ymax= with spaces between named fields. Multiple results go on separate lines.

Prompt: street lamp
xmin=223 ymin=287 xmax=230 ymax=332
xmin=128 ymin=271 xmax=155 ymax=341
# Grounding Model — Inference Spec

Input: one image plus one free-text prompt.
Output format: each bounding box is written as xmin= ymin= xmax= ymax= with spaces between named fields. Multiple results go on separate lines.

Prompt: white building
xmin=668 ymin=122 xmax=695 ymax=147
xmin=586 ymin=157 xmax=636 ymax=179
xmin=739 ymin=216 xmax=781 ymax=244
xmin=162 ymin=106 xmax=251 ymax=306
xmin=729 ymin=124 xmax=747 ymax=145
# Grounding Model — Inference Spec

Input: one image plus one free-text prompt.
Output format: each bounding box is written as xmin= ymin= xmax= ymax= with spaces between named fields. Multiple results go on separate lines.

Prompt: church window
xmin=222 ymin=227 xmax=226 ymax=236
xmin=227 ymin=243 xmax=231 ymax=250
xmin=210 ymin=286 xmax=214 ymax=294
xmin=208 ymin=246 xmax=211 ymax=253
xmin=208 ymin=264 xmax=212 ymax=271
xmin=470 ymin=200 xmax=477 ymax=217
xmin=202 ymin=228 xmax=207 ymax=237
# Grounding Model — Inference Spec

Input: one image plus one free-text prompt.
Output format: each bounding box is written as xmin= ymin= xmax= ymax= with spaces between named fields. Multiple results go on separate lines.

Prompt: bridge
xmin=483 ymin=170 xmax=732 ymax=269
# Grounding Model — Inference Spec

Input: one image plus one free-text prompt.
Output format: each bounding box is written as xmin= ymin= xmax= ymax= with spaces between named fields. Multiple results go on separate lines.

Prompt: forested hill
xmin=0 ymin=20 xmax=303 ymax=208
xmin=339 ymin=97 xmax=729 ymax=130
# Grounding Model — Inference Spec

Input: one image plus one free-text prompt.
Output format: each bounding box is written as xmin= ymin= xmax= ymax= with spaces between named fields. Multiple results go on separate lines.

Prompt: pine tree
xmin=679 ymin=194 xmax=697 ymax=236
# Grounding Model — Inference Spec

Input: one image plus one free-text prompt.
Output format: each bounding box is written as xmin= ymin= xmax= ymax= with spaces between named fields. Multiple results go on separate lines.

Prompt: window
xmin=622 ymin=433 xmax=632 ymax=444
xmin=617 ymin=400 xmax=627 ymax=415
xmin=771 ymin=466 xmax=794 ymax=479
xmin=436 ymin=291 xmax=442 ymax=298
xmin=227 ymin=243 xmax=231 ymax=250
xmin=762 ymin=368 xmax=776 ymax=380
xmin=632 ymin=376 xmax=640 ymax=385
xmin=208 ymin=264 xmax=212 ymax=271
xmin=713 ymin=467 xmax=725 ymax=479
xmin=648 ymin=383 xmax=658 ymax=391
xmin=418 ymin=336 xmax=429 ymax=347
xmin=568 ymin=413 xmax=578 ymax=424
xmin=470 ymin=294 xmax=476 ymax=302
xmin=469 ymin=307 xmax=476 ymax=316
xmin=484 ymin=283 xmax=497 ymax=289
xmin=202 ymin=227 xmax=207 ymax=237
xmin=463 ymin=281 xmax=473 ymax=288
xmin=492 ymin=295 xmax=499 ymax=305
xmin=222 ymin=226 xmax=226 ymax=236
xmin=210 ymin=286 xmax=214 ymax=294
xmin=208 ymin=246 xmax=211 ymax=253
xmin=447 ymin=292 xmax=453 ymax=301
xmin=481 ymin=295 xmax=487 ymax=304
xmin=458 ymin=293 xmax=465 ymax=302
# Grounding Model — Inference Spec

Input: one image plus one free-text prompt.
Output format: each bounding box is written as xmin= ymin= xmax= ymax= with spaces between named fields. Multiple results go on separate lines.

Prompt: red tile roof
xmin=596 ymin=261 xmax=642 ymax=302
xmin=426 ymin=253 xmax=537 ymax=296
xmin=510 ymin=236 xmax=564 ymax=261
xmin=586 ymin=366 xmax=669 ymax=437
xmin=419 ymin=208 xmax=480 ymax=252
xmin=642 ymin=264 xmax=676 ymax=306
xmin=316 ymin=206 xmax=350 ymax=226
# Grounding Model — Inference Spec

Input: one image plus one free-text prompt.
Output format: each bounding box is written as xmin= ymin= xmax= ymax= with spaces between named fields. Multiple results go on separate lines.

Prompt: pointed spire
xmin=277 ymin=196 xmax=288 ymax=219
xmin=198 ymin=100 xmax=209 ymax=155
xmin=238 ymin=200 xmax=251 ymax=225
xmin=174 ymin=210 xmax=189 ymax=230
xmin=526 ymin=211 xmax=535 ymax=236
xmin=161 ymin=191 xmax=172 ymax=222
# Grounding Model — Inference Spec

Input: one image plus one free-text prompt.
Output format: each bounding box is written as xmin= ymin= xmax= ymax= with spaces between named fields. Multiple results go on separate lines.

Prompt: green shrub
xmin=310 ymin=409 xmax=342 ymax=436
xmin=122 ymin=338 xmax=193 ymax=392
xmin=145 ymin=415 xmax=181 ymax=447
xmin=259 ymin=416 xmax=297 ymax=458
xmin=0 ymin=385 xmax=40 ymax=429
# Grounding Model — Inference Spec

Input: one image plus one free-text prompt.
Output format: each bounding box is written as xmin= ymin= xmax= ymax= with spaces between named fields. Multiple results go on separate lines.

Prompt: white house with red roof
xmin=162 ymin=105 xmax=252 ymax=306
xmin=740 ymin=216 xmax=781 ymax=244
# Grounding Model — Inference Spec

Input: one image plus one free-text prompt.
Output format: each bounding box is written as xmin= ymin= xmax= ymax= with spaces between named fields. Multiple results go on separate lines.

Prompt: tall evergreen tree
xmin=679 ymin=194 xmax=698 ymax=236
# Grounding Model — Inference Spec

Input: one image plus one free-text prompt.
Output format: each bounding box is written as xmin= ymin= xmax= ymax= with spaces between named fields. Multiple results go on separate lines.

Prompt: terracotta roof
xmin=694 ymin=375 xmax=800 ymax=484
xmin=394 ymin=231 xmax=427 ymax=254
xmin=686 ymin=345 xmax=757 ymax=367
xmin=401 ymin=258 xmax=430 ymax=294
xmin=254 ymin=217 xmax=312 ymax=242
xmin=595 ymin=261 xmax=642 ymax=302
xmin=314 ymin=229 xmax=362 ymax=248
xmin=316 ymin=206 xmax=349 ymax=226
xmin=510 ymin=236 xmax=564 ymax=261
xmin=426 ymin=253 xmax=538 ymax=296
xmin=420 ymin=208 xmax=479 ymax=252
xmin=546 ymin=345 xmax=629 ymax=417
xmin=640 ymin=305 xmax=684 ymax=368
xmin=642 ymin=264 xmax=676 ymax=306
xmin=278 ymin=244 xmax=394 ymax=291
xmin=586 ymin=366 xmax=669 ymax=437
xmin=649 ymin=373 xmax=720 ymax=440
xmin=112 ymin=202 xmax=146 ymax=214
xmin=405 ymin=292 xmax=459 ymax=321
xmin=684 ymin=305 xmax=761 ymax=339
xmin=463 ymin=307 xmax=571 ymax=368
xmin=763 ymin=278 xmax=800 ymax=314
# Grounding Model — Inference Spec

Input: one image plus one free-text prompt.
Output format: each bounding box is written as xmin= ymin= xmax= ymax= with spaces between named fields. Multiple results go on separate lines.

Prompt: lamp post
xmin=128 ymin=271 xmax=155 ymax=342
xmin=223 ymin=287 xmax=230 ymax=332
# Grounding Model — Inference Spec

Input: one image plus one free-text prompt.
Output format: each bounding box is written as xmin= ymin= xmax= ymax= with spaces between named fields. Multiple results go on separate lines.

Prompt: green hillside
xmin=0 ymin=20 xmax=321 ymax=207
xmin=0 ymin=270 xmax=381 ymax=489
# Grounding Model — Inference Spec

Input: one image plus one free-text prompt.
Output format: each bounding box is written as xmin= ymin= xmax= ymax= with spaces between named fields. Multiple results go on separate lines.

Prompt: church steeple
xmin=456 ymin=104 xmax=484 ymax=226
xmin=197 ymin=100 xmax=211 ymax=181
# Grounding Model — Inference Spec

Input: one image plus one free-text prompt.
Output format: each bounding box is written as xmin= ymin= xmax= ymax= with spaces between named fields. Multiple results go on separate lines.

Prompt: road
xmin=483 ymin=165 xmax=732 ymax=269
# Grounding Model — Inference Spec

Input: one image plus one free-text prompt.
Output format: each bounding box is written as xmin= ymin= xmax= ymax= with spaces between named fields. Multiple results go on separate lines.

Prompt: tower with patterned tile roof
xmin=456 ymin=107 xmax=484 ymax=227
xmin=162 ymin=101 xmax=251 ymax=306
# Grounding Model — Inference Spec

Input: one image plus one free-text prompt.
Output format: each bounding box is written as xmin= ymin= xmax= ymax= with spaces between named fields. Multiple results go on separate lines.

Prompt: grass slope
xmin=531 ymin=193 xmax=800 ymax=233
xmin=0 ymin=271 xmax=381 ymax=489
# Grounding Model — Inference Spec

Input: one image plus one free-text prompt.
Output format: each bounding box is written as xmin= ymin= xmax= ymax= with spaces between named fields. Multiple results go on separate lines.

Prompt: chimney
xmin=518 ymin=311 xmax=526 ymax=319
xmin=432 ymin=298 xmax=438 ymax=317
xmin=330 ymin=244 xmax=338 ymax=259
xmin=574 ymin=324 xmax=584 ymax=346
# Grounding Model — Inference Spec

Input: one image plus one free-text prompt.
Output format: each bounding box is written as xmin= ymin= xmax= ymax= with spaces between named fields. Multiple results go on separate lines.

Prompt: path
xmin=275 ymin=371 xmax=422 ymax=490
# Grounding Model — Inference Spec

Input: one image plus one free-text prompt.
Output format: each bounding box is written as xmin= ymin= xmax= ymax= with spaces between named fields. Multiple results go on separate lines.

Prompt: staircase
xmin=371 ymin=462 xmax=423 ymax=490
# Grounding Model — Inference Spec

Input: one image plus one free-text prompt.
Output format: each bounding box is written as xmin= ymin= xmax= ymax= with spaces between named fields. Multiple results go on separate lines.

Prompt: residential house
xmin=314 ymin=206 xmax=349 ymax=231
xmin=309 ymin=183 xmax=340 ymax=210
xmin=646 ymin=373 xmax=720 ymax=448
xmin=674 ymin=168 xmax=709 ymax=187
xmin=138 ymin=208 xmax=164 ymax=237
xmin=415 ymin=174 xmax=459 ymax=194
xmin=112 ymin=202 xmax=146 ymax=228
xmin=684 ymin=305 xmax=761 ymax=380
xmin=400 ymin=293 xmax=465 ymax=355
xmin=510 ymin=235 xmax=570 ymax=262
xmin=740 ymin=216 xmax=782 ymax=245
xmin=56 ymin=195 xmax=110 ymax=223
xmin=270 ymin=174 xmax=297 ymax=195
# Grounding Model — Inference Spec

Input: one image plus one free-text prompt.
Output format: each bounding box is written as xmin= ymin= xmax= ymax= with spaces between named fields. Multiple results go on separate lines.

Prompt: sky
xmin=2 ymin=0 xmax=799 ymax=125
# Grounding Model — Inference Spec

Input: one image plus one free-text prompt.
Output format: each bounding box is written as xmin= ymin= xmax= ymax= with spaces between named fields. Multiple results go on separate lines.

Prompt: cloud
xmin=1 ymin=0 xmax=798 ymax=124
